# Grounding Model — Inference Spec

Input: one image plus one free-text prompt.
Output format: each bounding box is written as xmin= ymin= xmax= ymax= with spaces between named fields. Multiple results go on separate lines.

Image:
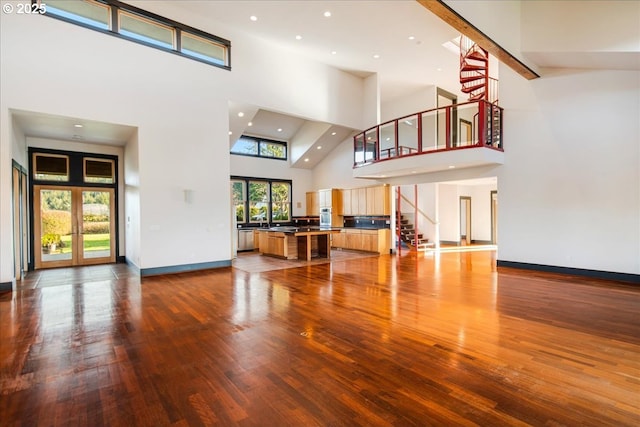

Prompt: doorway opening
xmin=459 ymin=196 xmax=471 ymax=245
xmin=29 ymin=149 xmax=118 ymax=270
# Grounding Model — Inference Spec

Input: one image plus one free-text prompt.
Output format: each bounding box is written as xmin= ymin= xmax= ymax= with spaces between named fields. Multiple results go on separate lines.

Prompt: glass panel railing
xmin=379 ymin=122 xmax=396 ymax=159
xmin=398 ymin=115 xmax=419 ymax=155
xmin=353 ymin=100 xmax=502 ymax=167
xmin=421 ymin=110 xmax=439 ymax=152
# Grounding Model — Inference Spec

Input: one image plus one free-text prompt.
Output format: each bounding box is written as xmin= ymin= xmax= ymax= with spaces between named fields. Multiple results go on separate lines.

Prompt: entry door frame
xmin=33 ymin=186 xmax=116 ymax=269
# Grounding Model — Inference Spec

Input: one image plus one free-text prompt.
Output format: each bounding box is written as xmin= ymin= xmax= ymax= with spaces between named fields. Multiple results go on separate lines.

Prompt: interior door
xmin=34 ymin=186 xmax=115 ymax=269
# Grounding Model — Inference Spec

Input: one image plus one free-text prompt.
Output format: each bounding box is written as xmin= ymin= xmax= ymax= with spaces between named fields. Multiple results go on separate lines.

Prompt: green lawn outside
xmin=57 ymin=233 xmax=110 ymax=254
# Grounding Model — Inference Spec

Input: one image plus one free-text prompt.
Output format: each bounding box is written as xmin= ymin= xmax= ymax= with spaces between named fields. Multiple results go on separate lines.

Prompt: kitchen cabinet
xmin=306 ymin=191 xmax=319 ymax=216
xmin=319 ymin=189 xmax=343 ymax=214
xmin=357 ymin=188 xmax=366 ymax=215
xmin=366 ymin=185 xmax=391 ymax=215
xmin=342 ymin=189 xmax=352 ymax=215
xmin=331 ymin=228 xmax=391 ymax=254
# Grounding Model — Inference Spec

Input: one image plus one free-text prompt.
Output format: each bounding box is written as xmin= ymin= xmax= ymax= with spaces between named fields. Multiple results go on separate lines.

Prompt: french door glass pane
xmin=82 ymin=191 xmax=111 ymax=259
xmin=40 ymin=189 xmax=73 ymax=262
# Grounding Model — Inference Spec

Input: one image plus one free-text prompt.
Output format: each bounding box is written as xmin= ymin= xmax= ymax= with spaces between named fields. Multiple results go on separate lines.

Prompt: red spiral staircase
xmin=460 ymin=35 xmax=490 ymax=101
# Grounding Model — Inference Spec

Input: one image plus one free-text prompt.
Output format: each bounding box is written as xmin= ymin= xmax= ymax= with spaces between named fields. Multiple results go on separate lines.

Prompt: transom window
xmin=31 ymin=149 xmax=117 ymax=187
xmin=231 ymin=136 xmax=287 ymax=160
xmin=35 ymin=0 xmax=231 ymax=69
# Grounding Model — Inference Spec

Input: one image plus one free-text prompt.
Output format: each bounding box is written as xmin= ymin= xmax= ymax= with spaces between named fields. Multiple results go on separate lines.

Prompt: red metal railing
xmin=353 ymin=100 xmax=503 ymax=168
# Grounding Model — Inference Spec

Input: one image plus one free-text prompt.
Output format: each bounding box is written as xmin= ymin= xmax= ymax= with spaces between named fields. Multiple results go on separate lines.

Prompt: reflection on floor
xmin=17 ymin=263 xmax=137 ymax=290
xmin=233 ymin=249 xmax=378 ymax=273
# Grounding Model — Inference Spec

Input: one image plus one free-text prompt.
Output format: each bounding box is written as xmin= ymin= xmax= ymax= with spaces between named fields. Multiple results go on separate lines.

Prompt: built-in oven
xmin=320 ymin=207 xmax=331 ymax=228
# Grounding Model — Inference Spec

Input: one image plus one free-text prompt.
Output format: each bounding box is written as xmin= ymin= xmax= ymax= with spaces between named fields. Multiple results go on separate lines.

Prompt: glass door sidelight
xmin=34 ymin=186 xmax=115 ymax=268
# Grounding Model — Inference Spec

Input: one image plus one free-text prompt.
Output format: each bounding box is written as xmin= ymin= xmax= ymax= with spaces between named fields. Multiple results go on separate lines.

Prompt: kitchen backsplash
xmin=342 ymin=216 xmax=391 ymax=229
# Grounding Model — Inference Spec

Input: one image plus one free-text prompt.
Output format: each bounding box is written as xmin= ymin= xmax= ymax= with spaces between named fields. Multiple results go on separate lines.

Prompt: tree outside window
xmin=271 ymin=182 xmax=290 ymax=221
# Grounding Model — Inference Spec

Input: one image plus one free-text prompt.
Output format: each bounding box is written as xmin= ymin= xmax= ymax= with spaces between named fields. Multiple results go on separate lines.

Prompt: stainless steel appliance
xmin=320 ymin=207 xmax=331 ymax=228
xmin=237 ymin=228 xmax=255 ymax=251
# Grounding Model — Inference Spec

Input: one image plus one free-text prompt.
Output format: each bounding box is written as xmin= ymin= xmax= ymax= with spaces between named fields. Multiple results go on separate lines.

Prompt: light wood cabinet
xmin=354 ymin=188 xmax=366 ymax=215
xmin=331 ymin=228 xmax=390 ymax=254
xmin=306 ymin=191 xmax=319 ymax=216
xmin=331 ymin=230 xmax=346 ymax=248
xmin=319 ymin=188 xmax=343 ymax=215
xmin=366 ymin=185 xmax=391 ymax=215
xmin=342 ymin=189 xmax=352 ymax=215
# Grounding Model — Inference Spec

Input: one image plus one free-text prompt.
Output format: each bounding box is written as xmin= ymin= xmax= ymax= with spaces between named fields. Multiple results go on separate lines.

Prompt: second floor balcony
xmin=353 ymin=100 xmax=504 ymax=179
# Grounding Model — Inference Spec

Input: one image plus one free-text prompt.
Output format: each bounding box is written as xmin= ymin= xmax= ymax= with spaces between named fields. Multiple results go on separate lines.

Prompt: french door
xmin=34 ymin=186 xmax=115 ymax=269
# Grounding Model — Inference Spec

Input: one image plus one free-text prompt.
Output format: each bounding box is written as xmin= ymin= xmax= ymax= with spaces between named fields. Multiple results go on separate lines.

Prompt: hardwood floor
xmin=1 ymin=251 xmax=639 ymax=426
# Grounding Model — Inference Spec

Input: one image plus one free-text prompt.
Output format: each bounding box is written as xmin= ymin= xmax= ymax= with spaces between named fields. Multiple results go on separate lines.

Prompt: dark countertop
xmin=259 ymin=226 xmax=341 ymax=235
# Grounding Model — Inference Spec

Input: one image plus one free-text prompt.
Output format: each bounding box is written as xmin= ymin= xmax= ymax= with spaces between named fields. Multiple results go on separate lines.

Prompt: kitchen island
xmin=256 ymin=227 xmax=341 ymax=261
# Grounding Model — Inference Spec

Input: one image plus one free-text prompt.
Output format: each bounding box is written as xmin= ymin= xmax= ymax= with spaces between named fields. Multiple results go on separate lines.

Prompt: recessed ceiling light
xmin=304 ymin=158 xmax=309 ymax=162
xmin=250 ymin=15 xmax=257 ymax=21
xmin=73 ymin=124 xmax=83 ymax=128
xmin=295 ymin=35 xmax=302 ymax=40
xmin=408 ymin=36 xmax=415 ymax=40
xmin=277 ymin=128 xmax=282 ymax=132
xmin=324 ymin=11 xmax=331 ymax=17
xmin=448 ymin=165 xmax=456 ymax=169
xmin=317 ymin=146 xmax=322 ymax=150
xmin=228 ymin=131 xmax=233 ymax=135
xmin=373 ymin=54 xmax=380 ymax=59
xmin=411 ymin=171 xmax=417 ymax=174
xmin=248 ymin=122 xmax=253 ymax=126
xmin=331 ymin=51 xmax=337 ymax=55
xmin=238 ymin=112 xmax=244 ymax=117
xmin=331 ymin=132 xmax=336 ymax=135
xmin=437 ymin=67 xmax=443 ymax=72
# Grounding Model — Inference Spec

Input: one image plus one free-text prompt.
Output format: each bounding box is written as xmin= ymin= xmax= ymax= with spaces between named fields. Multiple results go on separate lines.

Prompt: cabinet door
xmin=345 ymin=230 xmax=362 ymax=250
xmin=356 ymin=188 xmax=367 ymax=215
xmin=342 ymin=189 xmax=352 ymax=215
xmin=361 ymin=232 xmax=378 ymax=252
xmin=332 ymin=231 xmax=346 ymax=248
xmin=332 ymin=189 xmax=343 ymax=214
xmin=306 ymin=192 xmax=318 ymax=216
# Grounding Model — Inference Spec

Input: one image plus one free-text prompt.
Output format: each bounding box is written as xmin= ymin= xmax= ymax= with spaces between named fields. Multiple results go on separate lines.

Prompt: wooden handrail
xmin=399 ymin=193 xmax=437 ymax=225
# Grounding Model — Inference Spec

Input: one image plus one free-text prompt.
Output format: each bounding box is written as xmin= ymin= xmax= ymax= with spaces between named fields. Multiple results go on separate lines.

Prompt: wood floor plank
xmin=1 ymin=252 xmax=639 ymax=426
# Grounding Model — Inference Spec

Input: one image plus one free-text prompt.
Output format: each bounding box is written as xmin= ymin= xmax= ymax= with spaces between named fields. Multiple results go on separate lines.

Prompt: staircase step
xmin=466 ymin=51 xmax=488 ymax=61
xmin=460 ymin=63 xmax=487 ymax=72
xmin=460 ymin=75 xmax=485 ymax=84
xmin=462 ymin=82 xmax=486 ymax=93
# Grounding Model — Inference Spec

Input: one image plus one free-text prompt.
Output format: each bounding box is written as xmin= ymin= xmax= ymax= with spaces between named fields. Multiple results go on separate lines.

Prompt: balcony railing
xmin=353 ymin=100 xmax=503 ymax=168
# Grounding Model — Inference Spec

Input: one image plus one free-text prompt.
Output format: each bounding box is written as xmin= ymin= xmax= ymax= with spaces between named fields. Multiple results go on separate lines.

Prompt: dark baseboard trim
xmin=125 ymin=257 xmax=140 ymax=273
xmin=140 ymin=260 xmax=232 ymax=277
xmin=0 ymin=281 xmax=13 ymax=292
xmin=471 ymin=240 xmax=493 ymax=245
xmin=116 ymin=256 xmax=126 ymax=264
xmin=497 ymin=260 xmax=640 ymax=285
xmin=440 ymin=240 xmax=459 ymax=246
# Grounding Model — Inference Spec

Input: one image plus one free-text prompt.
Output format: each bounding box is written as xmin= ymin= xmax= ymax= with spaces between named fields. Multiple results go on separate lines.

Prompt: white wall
xmin=124 ymin=132 xmax=140 ymax=268
xmin=498 ymin=65 xmax=640 ymax=274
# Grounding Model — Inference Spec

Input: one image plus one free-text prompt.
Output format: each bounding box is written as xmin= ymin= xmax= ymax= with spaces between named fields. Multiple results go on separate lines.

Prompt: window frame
xmin=231 ymin=135 xmax=287 ymax=161
xmin=231 ymin=177 xmax=292 ymax=226
xmin=34 ymin=0 xmax=231 ymax=70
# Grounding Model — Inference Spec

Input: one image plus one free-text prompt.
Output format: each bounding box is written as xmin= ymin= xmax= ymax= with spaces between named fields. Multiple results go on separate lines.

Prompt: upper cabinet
xmin=319 ymin=189 xmax=343 ymax=214
xmin=366 ymin=185 xmax=391 ymax=216
xmin=305 ymin=191 xmax=319 ymax=216
xmin=341 ymin=185 xmax=390 ymax=216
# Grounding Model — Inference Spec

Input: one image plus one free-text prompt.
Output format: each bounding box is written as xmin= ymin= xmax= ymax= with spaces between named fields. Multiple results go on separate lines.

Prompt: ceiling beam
xmin=417 ymin=0 xmax=540 ymax=80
